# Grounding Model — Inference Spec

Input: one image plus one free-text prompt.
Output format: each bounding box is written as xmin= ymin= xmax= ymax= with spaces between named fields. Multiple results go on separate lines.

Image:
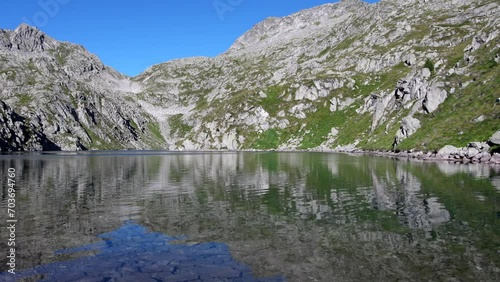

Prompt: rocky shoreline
xmin=332 ymin=147 xmax=500 ymax=165
xmin=198 ymin=144 xmax=500 ymax=165
xmin=322 ymin=129 xmax=500 ymax=165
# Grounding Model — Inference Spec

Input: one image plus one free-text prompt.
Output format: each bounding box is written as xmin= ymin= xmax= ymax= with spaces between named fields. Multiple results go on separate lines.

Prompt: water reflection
xmin=0 ymin=152 xmax=498 ymax=281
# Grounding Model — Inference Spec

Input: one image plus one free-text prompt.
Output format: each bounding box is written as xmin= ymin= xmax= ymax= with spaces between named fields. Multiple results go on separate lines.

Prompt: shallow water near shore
xmin=0 ymin=151 xmax=499 ymax=281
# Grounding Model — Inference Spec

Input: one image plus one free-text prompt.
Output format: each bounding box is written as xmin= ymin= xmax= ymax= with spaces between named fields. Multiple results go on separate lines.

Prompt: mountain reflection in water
xmin=0 ymin=151 xmax=499 ymax=281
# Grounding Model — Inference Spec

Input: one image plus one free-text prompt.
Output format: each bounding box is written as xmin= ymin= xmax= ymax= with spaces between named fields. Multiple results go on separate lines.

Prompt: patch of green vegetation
xmin=334 ymin=109 xmax=372 ymax=147
xmin=202 ymin=89 xmax=257 ymax=123
xmin=299 ymin=105 xmax=339 ymax=149
xmin=479 ymin=59 xmax=498 ymax=70
xmin=254 ymin=129 xmax=280 ymax=149
xmin=16 ymin=93 xmax=33 ymax=106
xmin=27 ymin=59 xmax=38 ymax=71
xmin=26 ymin=76 xmax=37 ymax=86
xmin=261 ymin=84 xmax=288 ymax=116
xmin=424 ymin=58 xmax=435 ymax=74
xmin=381 ymin=62 xmax=411 ymax=86
xmin=49 ymin=43 xmax=72 ymax=65
xmin=405 ymin=23 xmax=433 ymax=44
xmin=352 ymin=76 xmax=380 ymax=96
xmin=439 ymin=38 xmax=470 ymax=69
xmin=129 ymin=119 xmax=139 ymax=131
xmin=327 ymin=35 xmax=360 ymax=57
xmin=352 ymin=63 xmax=409 ymax=96
xmin=69 ymin=94 xmax=78 ymax=108
xmin=194 ymin=95 xmax=209 ymax=111
xmin=0 ymin=69 xmax=17 ymax=81
xmin=224 ymin=83 xmax=235 ymax=91
xmin=318 ymin=46 xmax=331 ymax=58
xmin=83 ymin=125 xmax=124 ymax=150
xmin=147 ymin=121 xmax=165 ymax=143
xmin=168 ymin=114 xmax=192 ymax=136
xmin=180 ymin=80 xmax=194 ymax=90
xmin=434 ymin=20 xmax=472 ymax=28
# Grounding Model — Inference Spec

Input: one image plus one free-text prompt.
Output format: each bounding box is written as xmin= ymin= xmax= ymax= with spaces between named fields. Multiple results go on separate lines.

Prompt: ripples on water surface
xmin=0 ymin=151 xmax=499 ymax=281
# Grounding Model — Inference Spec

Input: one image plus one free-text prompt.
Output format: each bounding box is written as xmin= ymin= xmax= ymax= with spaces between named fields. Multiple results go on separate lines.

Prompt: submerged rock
xmin=0 ymin=221 xmax=284 ymax=282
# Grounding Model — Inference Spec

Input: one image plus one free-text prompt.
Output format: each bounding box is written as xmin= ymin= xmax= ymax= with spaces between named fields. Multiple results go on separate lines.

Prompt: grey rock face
xmin=489 ymin=130 xmax=500 ymax=145
xmin=491 ymin=153 xmax=500 ymax=164
xmin=0 ymin=101 xmax=60 ymax=151
xmin=422 ymin=85 xmax=448 ymax=114
xmin=395 ymin=116 xmax=421 ymax=145
xmin=3 ymin=23 xmax=55 ymax=52
xmin=437 ymin=145 xmax=460 ymax=159
xmin=469 ymin=142 xmax=490 ymax=152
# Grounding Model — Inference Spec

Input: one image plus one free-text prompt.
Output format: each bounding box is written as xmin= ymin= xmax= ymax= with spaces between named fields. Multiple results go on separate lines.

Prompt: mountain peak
xmin=228 ymin=0 xmax=368 ymax=53
xmin=0 ymin=23 xmax=55 ymax=52
xmin=15 ymin=23 xmax=38 ymax=33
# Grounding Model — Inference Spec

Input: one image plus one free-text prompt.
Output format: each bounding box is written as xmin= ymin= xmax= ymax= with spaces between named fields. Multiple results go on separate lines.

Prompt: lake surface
xmin=0 ymin=151 xmax=499 ymax=281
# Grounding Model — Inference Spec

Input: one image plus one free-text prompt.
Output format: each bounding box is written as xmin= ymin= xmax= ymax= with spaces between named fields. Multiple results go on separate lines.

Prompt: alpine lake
xmin=0 ymin=151 xmax=499 ymax=281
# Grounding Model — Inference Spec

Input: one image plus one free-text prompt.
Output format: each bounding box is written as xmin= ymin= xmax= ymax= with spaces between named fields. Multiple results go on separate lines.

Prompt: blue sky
xmin=0 ymin=0 xmax=378 ymax=76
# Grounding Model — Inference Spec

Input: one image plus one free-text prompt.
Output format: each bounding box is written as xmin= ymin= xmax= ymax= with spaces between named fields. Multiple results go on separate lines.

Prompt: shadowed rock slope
xmin=0 ymin=24 xmax=165 ymax=150
xmin=0 ymin=0 xmax=499 ymax=153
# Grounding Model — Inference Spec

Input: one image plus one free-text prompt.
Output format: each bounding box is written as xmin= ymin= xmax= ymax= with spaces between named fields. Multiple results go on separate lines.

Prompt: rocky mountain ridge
xmin=0 ymin=24 xmax=160 ymax=150
xmin=0 ymin=0 xmax=499 ymax=159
